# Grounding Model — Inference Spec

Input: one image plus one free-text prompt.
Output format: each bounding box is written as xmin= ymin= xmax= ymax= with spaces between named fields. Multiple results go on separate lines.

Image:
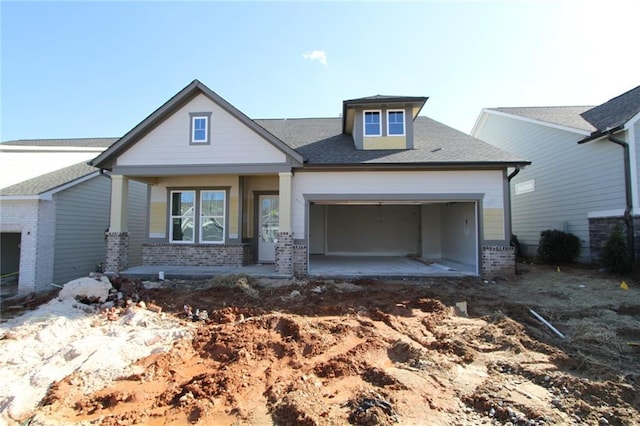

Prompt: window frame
xmin=199 ymin=190 xmax=226 ymax=244
xmin=169 ymin=190 xmax=196 ymax=244
xmin=387 ymin=109 xmax=405 ymax=136
xmin=169 ymin=188 xmax=227 ymax=244
xmin=189 ymin=112 xmax=212 ymax=145
xmin=363 ymin=110 xmax=382 ymax=137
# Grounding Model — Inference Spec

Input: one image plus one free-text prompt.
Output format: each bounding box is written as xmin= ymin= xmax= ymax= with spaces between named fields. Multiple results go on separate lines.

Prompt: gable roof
xmin=342 ymin=95 xmax=427 ymax=134
xmin=580 ymin=85 xmax=640 ymax=132
xmin=484 ymin=106 xmax=596 ymax=132
xmin=257 ymin=116 xmax=528 ymax=167
xmin=90 ymin=80 xmax=303 ymax=169
xmin=1 ymin=138 xmax=117 ymax=148
xmin=0 ymin=162 xmax=100 ymax=198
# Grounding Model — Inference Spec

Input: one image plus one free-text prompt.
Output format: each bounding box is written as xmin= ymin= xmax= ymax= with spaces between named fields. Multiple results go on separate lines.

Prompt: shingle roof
xmin=256 ymin=116 xmax=527 ymax=165
xmin=580 ymin=85 xmax=640 ymax=131
xmin=1 ymin=138 xmax=117 ymax=148
xmin=0 ymin=162 xmax=100 ymax=196
xmin=487 ymin=106 xmax=596 ymax=132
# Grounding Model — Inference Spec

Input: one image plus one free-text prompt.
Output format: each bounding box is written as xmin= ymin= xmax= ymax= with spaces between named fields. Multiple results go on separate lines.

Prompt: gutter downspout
xmin=507 ymin=166 xmax=521 ymax=182
xmin=608 ymin=135 xmax=635 ymax=261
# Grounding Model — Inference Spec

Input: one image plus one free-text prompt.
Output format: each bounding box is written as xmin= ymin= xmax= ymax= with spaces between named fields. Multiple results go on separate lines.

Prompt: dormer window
xmin=364 ymin=110 xmax=381 ymax=136
xmin=388 ymin=110 xmax=405 ymax=136
xmin=189 ymin=112 xmax=212 ymax=144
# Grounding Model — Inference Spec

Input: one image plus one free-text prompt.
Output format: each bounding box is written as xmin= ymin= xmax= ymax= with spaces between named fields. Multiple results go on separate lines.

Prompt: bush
xmin=601 ymin=225 xmax=633 ymax=274
xmin=537 ymin=229 xmax=581 ymax=263
xmin=510 ymin=234 xmax=520 ymax=257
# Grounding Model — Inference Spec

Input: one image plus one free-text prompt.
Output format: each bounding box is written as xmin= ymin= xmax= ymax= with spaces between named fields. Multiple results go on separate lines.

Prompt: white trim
xmin=588 ymin=209 xmax=625 ymax=218
xmin=626 ymin=119 xmax=640 ymax=212
xmin=169 ymin=190 xmax=196 ymax=243
xmin=386 ymin=109 xmax=405 ymax=136
xmin=473 ymin=109 xmax=593 ymax=136
xmin=191 ymin=115 xmax=209 ymax=143
xmin=198 ymin=189 xmax=226 ymax=244
xmin=363 ymin=110 xmax=382 ymax=137
xmin=514 ymin=179 xmax=535 ymax=195
xmin=0 ymin=146 xmax=105 ymax=153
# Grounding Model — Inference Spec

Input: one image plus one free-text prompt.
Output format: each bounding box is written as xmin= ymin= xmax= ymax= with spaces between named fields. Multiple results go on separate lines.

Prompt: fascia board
xmin=480 ymin=109 xmax=592 ymax=135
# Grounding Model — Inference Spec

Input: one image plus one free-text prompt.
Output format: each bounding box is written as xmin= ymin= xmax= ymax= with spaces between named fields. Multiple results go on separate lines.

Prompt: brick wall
xmin=589 ymin=215 xmax=640 ymax=261
xmin=142 ymin=243 xmax=253 ymax=267
xmin=275 ymin=232 xmax=293 ymax=275
xmin=481 ymin=245 xmax=515 ymax=278
xmin=293 ymin=245 xmax=308 ymax=277
xmin=106 ymin=232 xmax=129 ymax=272
xmin=0 ymin=200 xmax=55 ymax=293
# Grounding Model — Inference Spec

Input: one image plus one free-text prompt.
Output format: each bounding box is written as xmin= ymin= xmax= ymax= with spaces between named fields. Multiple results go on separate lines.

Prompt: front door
xmin=258 ymin=194 xmax=279 ymax=263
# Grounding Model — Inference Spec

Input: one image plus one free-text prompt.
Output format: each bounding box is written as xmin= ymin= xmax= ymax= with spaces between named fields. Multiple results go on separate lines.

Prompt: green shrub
xmin=537 ymin=229 xmax=581 ymax=263
xmin=510 ymin=234 xmax=520 ymax=256
xmin=601 ymin=225 xmax=633 ymax=274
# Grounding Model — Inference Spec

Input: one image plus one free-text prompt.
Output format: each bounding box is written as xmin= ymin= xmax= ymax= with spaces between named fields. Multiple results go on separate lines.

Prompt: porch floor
xmin=119 ymin=256 xmax=475 ymax=281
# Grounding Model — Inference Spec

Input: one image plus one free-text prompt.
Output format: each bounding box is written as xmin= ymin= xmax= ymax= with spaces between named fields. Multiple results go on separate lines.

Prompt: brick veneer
xmin=106 ymin=232 xmax=129 ymax=272
xmin=481 ymin=245 xmax=515 ymax=277
xmin=275 ymin=232 xmax=293 ymax=275
xmin=142 ymin=243 xmax=253 ymax=267
xmin=588 ymin=216 xmax=640 ymax=261
xmin=293 ymin=245 xmax=308 ymax=277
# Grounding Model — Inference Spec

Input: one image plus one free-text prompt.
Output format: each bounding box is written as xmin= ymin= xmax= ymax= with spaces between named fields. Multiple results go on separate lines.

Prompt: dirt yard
xmin=2 ymin=263 xmax=639 ymax=425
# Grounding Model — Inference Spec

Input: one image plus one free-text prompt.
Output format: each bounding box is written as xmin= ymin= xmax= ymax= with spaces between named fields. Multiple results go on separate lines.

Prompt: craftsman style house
xmin=90 ymin=80 xmax=529 ymax=277
xmin=472 ymin=85 xmax=640 ymax=261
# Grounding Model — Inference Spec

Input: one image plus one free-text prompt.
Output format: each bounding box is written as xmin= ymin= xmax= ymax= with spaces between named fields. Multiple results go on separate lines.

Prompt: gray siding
xmin=127 ymin=180 xmax=149 ymax=267
xmin=53 ymin=175 xmax=111 ymax=284
xmin=474 ymin=113 xmax=626 ymax=261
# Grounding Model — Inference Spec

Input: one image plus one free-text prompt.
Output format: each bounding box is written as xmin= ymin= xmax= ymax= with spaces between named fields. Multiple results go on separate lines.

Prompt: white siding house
xmin=90 ymin=80 xmax=529 ymax=278
xmin=472 ymin=85 xmax=640 ymax=261
xmin=0 ymin=140 xmax=148 ymax=294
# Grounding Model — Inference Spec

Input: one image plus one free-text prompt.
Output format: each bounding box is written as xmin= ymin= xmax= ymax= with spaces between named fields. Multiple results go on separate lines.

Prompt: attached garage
xmin=0 ymin=232 xmax=21 ymax=283
xmin=308 ymin=198 xmax=479 ymax=275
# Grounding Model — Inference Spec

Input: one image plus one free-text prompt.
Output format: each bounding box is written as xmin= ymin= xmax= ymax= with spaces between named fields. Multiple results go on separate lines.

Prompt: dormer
xmin=342 ymin=95 xmax=427 ymax=150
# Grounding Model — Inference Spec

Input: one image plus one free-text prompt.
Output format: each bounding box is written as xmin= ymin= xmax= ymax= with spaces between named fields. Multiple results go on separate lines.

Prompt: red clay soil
xmin=22 ymin=266 xmax=640 ymax=425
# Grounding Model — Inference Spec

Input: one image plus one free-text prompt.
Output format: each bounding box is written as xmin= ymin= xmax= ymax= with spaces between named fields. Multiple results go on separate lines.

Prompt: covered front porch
xmin=119 ymin=255 xmax=476 ymax=281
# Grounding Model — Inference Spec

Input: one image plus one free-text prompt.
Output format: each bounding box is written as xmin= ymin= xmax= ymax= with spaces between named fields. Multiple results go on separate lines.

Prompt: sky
xmin=1 ymin=1 xmax=639 ymax=142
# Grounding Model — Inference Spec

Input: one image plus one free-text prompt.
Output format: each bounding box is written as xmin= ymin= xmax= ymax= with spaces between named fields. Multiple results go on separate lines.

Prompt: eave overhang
xmin=342 ymin=96 xmax=428 ymax=135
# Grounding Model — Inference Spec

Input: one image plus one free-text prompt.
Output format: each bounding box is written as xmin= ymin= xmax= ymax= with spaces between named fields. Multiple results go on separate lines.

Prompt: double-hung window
xmin=364 ymin=110 xmax=381 ymax=136
xmin=170 ymin=191 xmax=195 ymax=243
xmin=387 ymin=110 xmax=405 ymax=136
xmin=170 ymin=189 xmax=226 ymax=243
xmin=200 ymin=190 xmax=225 ymax=243
xmin=189 ymin=112 xmax=212 ymax=144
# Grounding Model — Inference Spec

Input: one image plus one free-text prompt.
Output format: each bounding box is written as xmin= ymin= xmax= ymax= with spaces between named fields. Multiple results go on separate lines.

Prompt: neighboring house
xmin=0 ymin=139 xmax=148 ymax=293
xmin=0 ymin=138 xmax=114 ymax=189
xmin=472 ymin=85 xmax=640 ymax=261
xmin=89 ymin=80 xmax=529 ymax=278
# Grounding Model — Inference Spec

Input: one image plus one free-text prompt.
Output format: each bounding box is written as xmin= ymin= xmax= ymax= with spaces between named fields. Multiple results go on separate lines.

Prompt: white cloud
xmin=302 ymin=50 xmax=327 ymax=65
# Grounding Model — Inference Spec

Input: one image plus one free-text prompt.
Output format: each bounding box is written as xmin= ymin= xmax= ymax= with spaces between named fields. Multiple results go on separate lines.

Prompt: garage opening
xmin=1 ymin=232 xmax=21 ymax=291
xmin=308 ymin=201 xmax=478 ymax=276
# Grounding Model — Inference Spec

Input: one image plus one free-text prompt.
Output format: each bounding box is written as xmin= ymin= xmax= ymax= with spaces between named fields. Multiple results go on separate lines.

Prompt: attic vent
xmin=430 ymin=148 xmax=442 ymax=153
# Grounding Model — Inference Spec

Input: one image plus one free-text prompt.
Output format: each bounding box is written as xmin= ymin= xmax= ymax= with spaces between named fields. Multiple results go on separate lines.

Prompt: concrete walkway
xmin=119 ymin=256 xmax=476 ymax=280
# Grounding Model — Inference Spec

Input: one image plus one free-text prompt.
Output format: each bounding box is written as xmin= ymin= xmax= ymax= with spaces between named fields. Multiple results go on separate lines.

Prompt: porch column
xmin=276 ymin=172 xmax=293 ymax=274
xmin=278 ymin=172 xmax=292 ymax=233
xmin=105 ymin=175 xmax=129 ymax=273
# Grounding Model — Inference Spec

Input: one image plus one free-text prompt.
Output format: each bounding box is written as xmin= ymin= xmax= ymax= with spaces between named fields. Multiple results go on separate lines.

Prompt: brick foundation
xmin=106 ymin=232 xmax=129 ymax=273
xmin=293 ymin=245 xmax=308 ymax=277
xmin=588 ymin=216 xmax=640 ymax=261
xmin=275 ymin=232 xmax=293 ymax=275
xmin=142 ymin=243 xmax=253 ymax=267
xmin=481 ymin=245 xmax=515 ymax=278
